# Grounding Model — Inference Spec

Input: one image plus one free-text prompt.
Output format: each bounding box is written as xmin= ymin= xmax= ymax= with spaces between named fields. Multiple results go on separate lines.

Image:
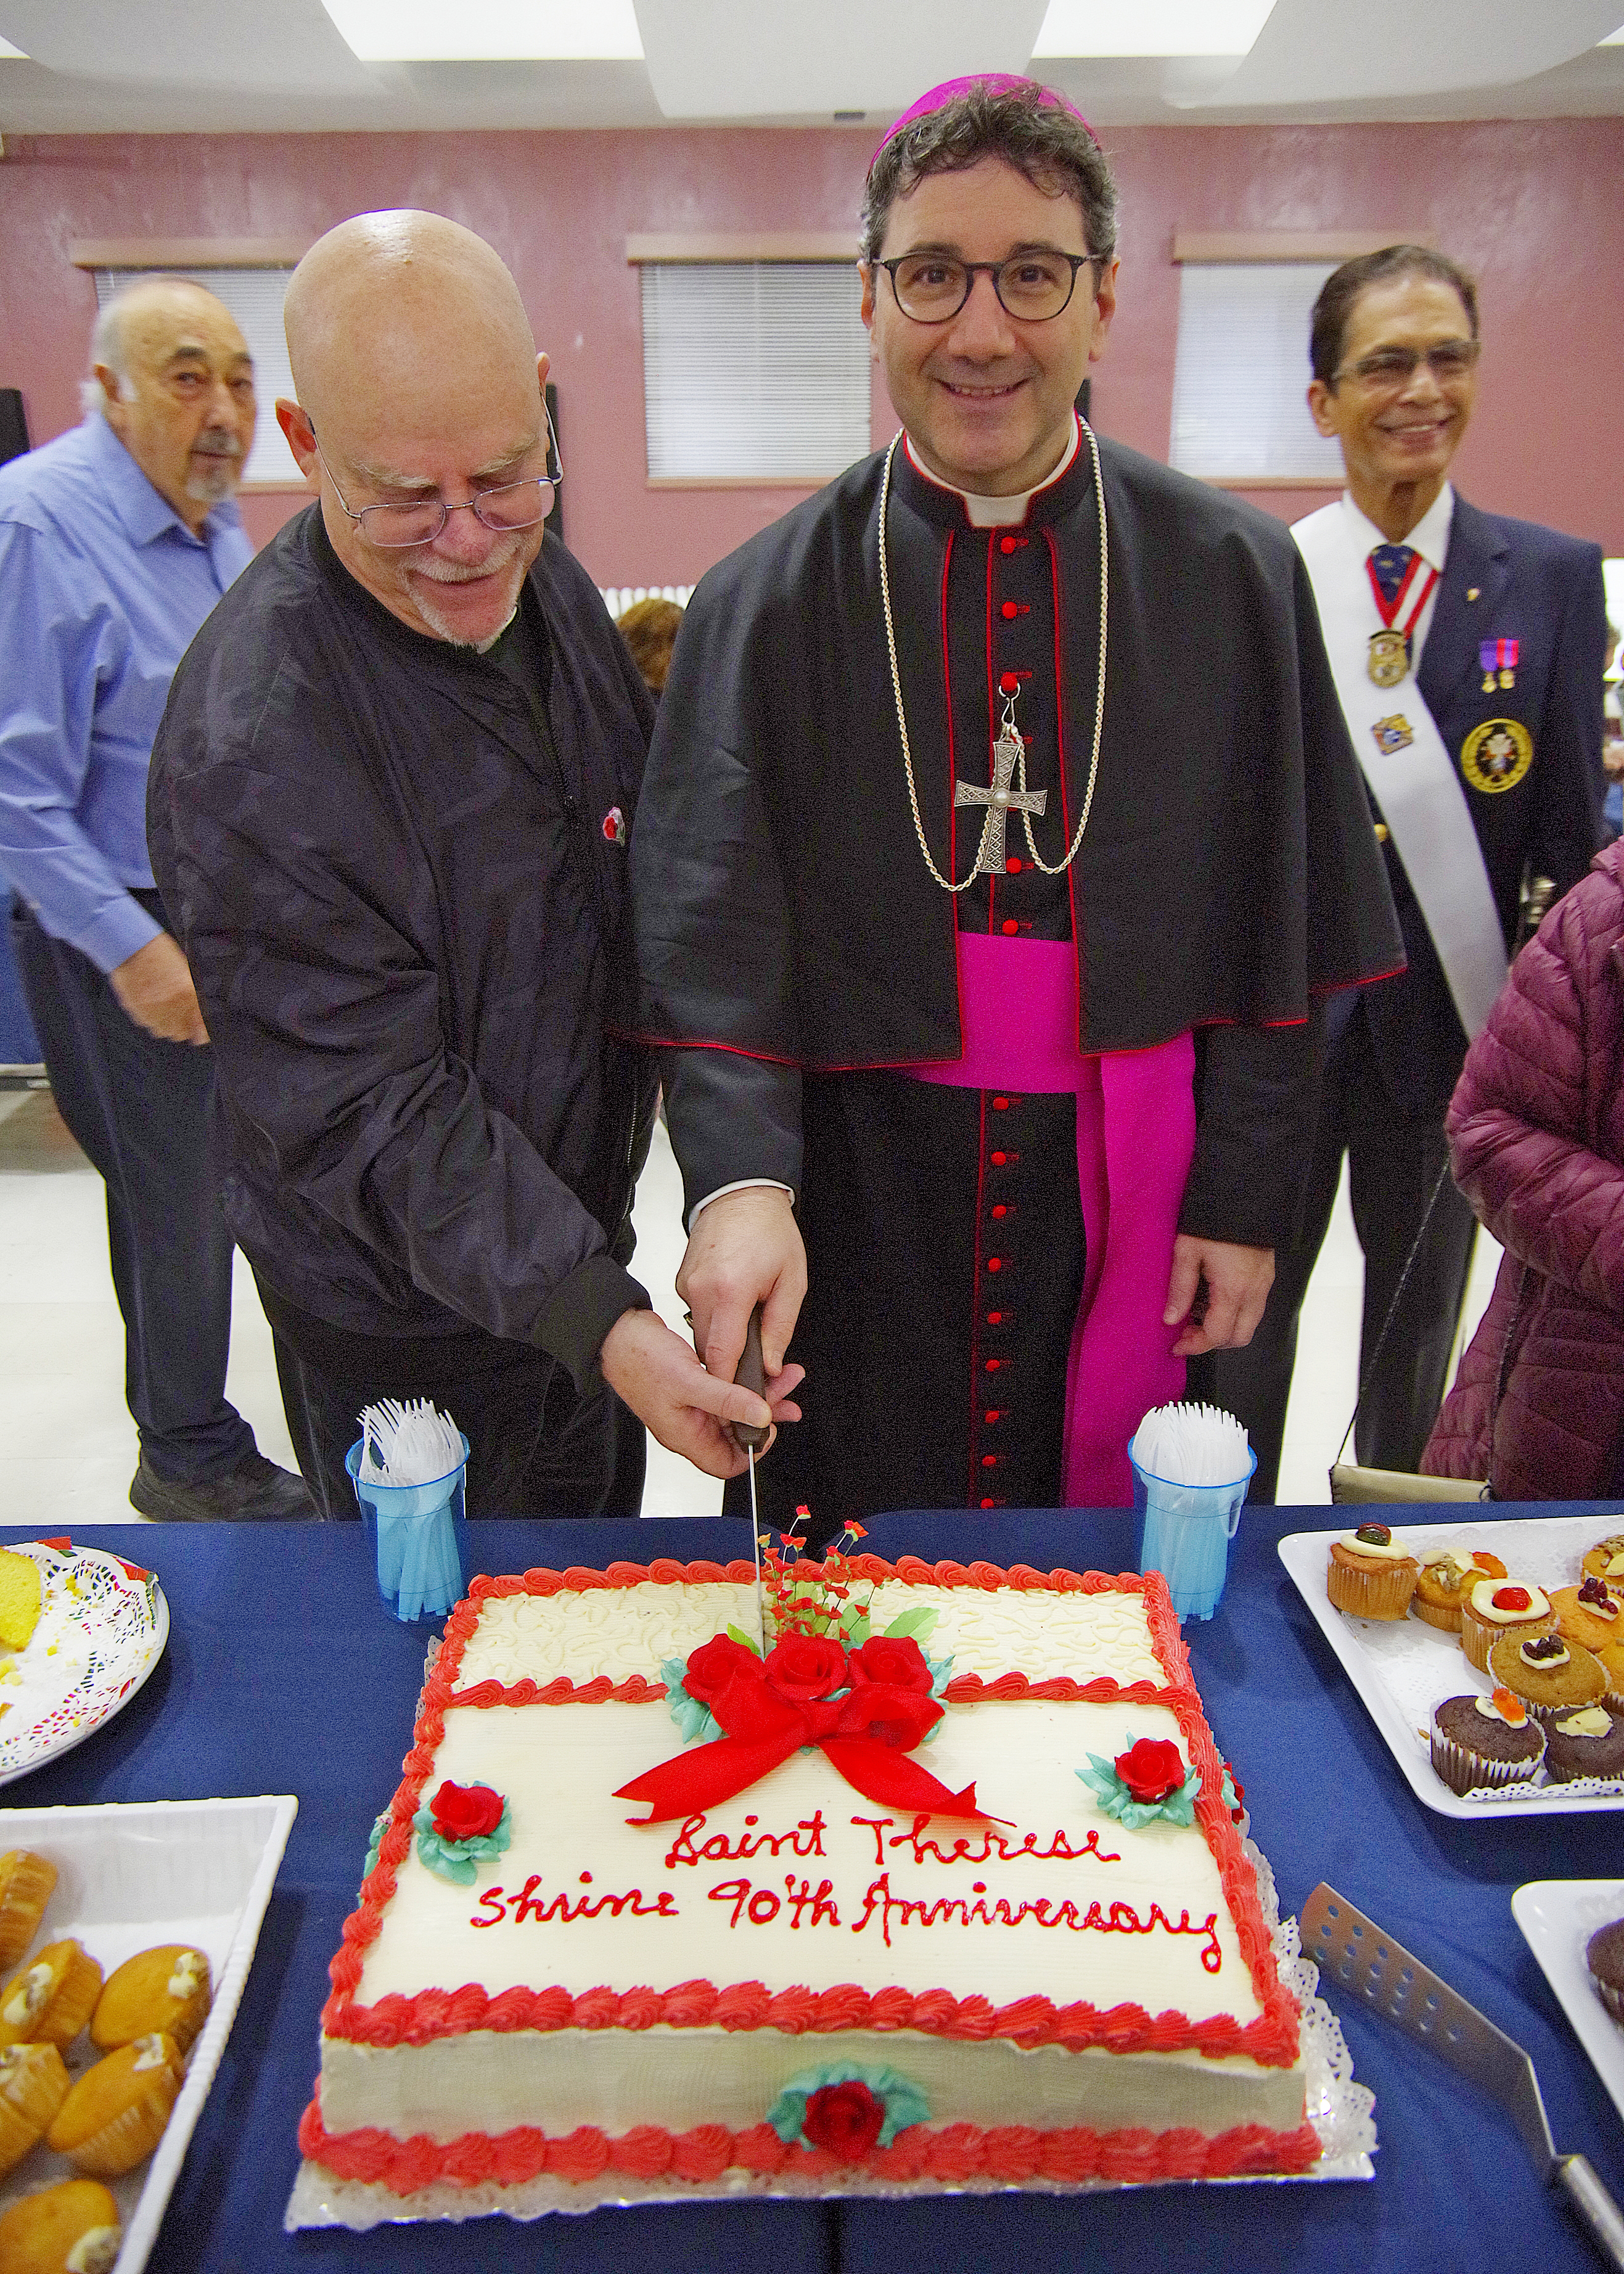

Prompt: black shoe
xmin=129 ymin=1450 xmax=319 ymax=1524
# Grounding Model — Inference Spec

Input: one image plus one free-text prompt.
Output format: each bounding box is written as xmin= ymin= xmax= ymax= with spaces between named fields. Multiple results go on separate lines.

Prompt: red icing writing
xmin=471 ymin=1876 xmax=678 ymax=1927
xmin=848 ymin=1872 xmax=1223 ymax=1968
xmin=708 ymin=1875 xmax=842 ymax=1931
xmin=663 ymin=1811 xmax=828 ymax=1868
xmin=850 ymin=1812 xmax=1121 ymax=1870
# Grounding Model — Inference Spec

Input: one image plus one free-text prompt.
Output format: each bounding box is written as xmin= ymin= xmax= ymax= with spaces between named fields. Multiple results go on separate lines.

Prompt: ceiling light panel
xmin=1032 ymin=1 xmax=1276 ymax=56
xmin=0 ymin=34 xmax=30 ymax=55
xmin=321 ymin=1 xmax=642 ymax=60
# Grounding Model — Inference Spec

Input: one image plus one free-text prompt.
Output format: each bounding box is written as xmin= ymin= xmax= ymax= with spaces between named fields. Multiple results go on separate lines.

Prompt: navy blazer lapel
xmin=1418 ymin=493 xmax=1510 ymax=721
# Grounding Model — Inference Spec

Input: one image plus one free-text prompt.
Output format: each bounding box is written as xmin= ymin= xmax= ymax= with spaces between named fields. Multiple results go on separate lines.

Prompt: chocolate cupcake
xmin=1430 ymin=1689 xmax=1546 ymax=1795
xmin=1487 ymin=1629 xmax=1608 ymax=1725
xmin=1588 ymin=1918 xmax=1624 ymax=2023
xmin=1327 ymin=1522 xmax=1419 ymax=1620
xmin=1542 ymin=1704 xmax=1624 ymax=1784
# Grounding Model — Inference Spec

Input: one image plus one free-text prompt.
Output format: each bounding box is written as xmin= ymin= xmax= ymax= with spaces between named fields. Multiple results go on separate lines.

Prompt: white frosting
xmin=1554 ymin=1706 xmax=1612 ymax=1738
xmin=2 ymin=1960 xmax=51 ymax=2028
xmin=1336 ymin=1530 xmax=1413 ymax=1564
xmin=167 ymin=1950 xmax=207 ymax=2001
xmin=1469 ymin=1581 xmax=1551 ymax=1625
xmin=131 ymin=2033 xmax=167 ymax=2073
xmin=322 ymin=1578 xmax=1301 ymax=2162
xmin=1472 ymin=1694 xmax=1526 ymax=1726
xmin=65 ymin=2231 xmax=121 ymax=2274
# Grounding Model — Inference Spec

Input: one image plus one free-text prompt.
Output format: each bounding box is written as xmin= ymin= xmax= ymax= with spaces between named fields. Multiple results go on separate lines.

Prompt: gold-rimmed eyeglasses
xmin=311 ymin=408 xmax=562 ymax=549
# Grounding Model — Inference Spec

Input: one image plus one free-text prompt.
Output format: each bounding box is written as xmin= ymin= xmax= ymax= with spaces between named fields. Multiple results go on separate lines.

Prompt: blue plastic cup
xmin=1130 ymin=1443 xmax=1257 ymax=1622
xmin=345 ymin=1434 xmax=470 ymax=1623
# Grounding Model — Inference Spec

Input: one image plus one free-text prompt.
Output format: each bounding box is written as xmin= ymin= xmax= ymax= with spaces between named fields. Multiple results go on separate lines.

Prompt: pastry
xmin=1430 ymin=1689 xmax=1546 ymax=1794
xmin=1588 ymin=1918 xmax=1624 ymax=2024
xmin=1581 ymin=1532 xmax=1624 ymax=1586
xmin=1413 ymin=1550 xmax=1475 ymax=1631
xmin=46 ymin=2033 xmax=185 ymax=2177
xmin=0 ymin=1941 xmax=102 ymax=2051
xmin=1487 ymin=1630 xmax=1607 ymax=1723
xmin=1549 ymin=1577 xmax=1624 ymax=1654
xmin=0 ymin=1851 xmax=57 ymax=1973
xmin=1541 ymin=1704 xmax=1624 ymax=1784
xmin=91 ymin=1945 xmax=211 ymax=2056
xmin=1459 ymin=1579 xmax=1553 ymax=1675
xmin=1326 ymin=1522 xmax=1419 ymax=1620
xmin=0 ymin=2181 xmax=121 ymax=2274
xmin=0 ymin=2040 xmax=71 ymax=2177
xmin=0 ymin=1549 xmax=42 ymax=1652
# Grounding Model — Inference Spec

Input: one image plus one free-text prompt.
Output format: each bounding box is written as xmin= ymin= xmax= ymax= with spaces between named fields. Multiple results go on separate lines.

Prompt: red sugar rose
xmin=765 ymin=1633 xmax=849 ymax=1702
xmin=835 ymin=1685 xmax=943 ymax=1752
xmin=1113 ymin=1738 xmax=1185 ymax=1804
xmin=846 ymin=1636 xmax=933 ymax=1694
xmin=801 ymin=2080 xmax=884 ymax=2158
xmin=681 ymin=1634 xmax=761 ymax=1706
xmin=429 ymin=1781 xmax=504 ymax=1842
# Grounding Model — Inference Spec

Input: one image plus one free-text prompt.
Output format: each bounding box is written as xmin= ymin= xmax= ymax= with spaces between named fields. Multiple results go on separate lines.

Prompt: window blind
xmin=641 ymin=262 xmax=869 ymax=483
xmin=93 ymin=266 xmax=300 ymax=485
xmin=1168 ymin=262 xmax=1345 ymax=482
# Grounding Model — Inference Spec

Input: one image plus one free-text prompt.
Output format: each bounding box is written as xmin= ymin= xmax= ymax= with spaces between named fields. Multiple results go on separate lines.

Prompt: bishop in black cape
xmin=630 ymin=424 xmax=1402 ymax=1525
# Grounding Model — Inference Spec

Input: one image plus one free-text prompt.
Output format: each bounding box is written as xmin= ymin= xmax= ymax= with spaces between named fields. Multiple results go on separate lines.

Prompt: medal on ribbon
xmin=1480 ymin=637 xmax=1519 ymax=692
xmin=1364 ymin=546 xmax=1439 ymax=688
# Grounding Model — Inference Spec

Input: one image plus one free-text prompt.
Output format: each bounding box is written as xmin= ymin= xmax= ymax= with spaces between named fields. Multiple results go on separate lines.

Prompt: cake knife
xmin=731 ymin=1305 xmax=769 ymax=1652
xmin=1301 ymin=1882 xmax=1624 ymax=2270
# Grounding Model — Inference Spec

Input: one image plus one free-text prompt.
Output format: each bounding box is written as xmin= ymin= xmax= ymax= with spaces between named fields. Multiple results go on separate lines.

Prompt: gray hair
xmin=80 ymin=277 xmax=195 ymax=417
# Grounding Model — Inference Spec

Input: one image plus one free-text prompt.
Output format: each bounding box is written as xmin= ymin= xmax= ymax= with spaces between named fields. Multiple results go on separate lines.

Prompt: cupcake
xmin=1430 ymin=1689 xmax=1546 ymax=1795
xmin=1542 ymin=1704 xmax=1624 ymax=1784
xmin=1413 ymin=1551 xmax=1475 ymax=1632
xmin=0 ymin=1942 xmax=102 ymax=2051
xmin=1588 ymin=1918 xmax=1624 ymax=2023
xmin=0 ymin=2040 xmax=70 ymax=2177
xmin=1487 ymin=1630 xmax=1607 ymax=1724
xmin=46 ymin=2033 xmax=184 ymax=2178
xmin=0 ymin=1852 xmax=57 ymax=1974
xmin=0 ymin=2180 xmax=120 ymax=2274
xmin=1327 ymin=1522 xmax=1419 ymax=1620
xmin=92 ymin=1946 xmax=211 ymax=2056
xmin=1596 ymin=1640 xmax=1624 ymax=1709
xmin=1550 ymin=1577 xmax=1624 ymax=1654
xmin=1581 ymin=1532 xmax=1624 ymax=1585
xmin=1460 ymin=1579 xmax=1553 ymax=1675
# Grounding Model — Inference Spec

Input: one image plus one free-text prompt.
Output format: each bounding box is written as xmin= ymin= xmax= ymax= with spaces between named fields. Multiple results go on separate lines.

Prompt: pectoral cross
xmin=954 ymin=730 xmax=1047 ymax=877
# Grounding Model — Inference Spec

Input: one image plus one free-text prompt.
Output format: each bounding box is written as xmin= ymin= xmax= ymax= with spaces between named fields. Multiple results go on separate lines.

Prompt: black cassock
xmin=631 ymin=429 xmax=1401 ymax=1527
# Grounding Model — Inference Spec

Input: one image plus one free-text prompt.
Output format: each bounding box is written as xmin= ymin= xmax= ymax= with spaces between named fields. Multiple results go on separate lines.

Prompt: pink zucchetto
xmin=872 ymin=74 xmax=1099 ymax=163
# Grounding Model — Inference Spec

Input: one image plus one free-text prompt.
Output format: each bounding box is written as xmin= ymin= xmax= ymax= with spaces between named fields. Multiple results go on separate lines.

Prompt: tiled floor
xmin=0 ymin=1083 xmax=1499 ymax=1525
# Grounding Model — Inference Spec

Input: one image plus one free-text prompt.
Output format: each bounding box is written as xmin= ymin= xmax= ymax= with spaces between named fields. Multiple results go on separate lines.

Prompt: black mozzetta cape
xmin=632 ymin=431 xmax=1403 ymax=1249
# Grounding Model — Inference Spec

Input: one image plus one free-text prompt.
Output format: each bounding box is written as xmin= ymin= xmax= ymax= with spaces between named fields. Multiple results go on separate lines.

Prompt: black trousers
xmin=12 ymin=897 xmax=255 ymax=1485
xmin=257 ymin=1279 xmax=646 ymax=1521
xmin=1204 ymin=1007 xmax=1477 ymax=1503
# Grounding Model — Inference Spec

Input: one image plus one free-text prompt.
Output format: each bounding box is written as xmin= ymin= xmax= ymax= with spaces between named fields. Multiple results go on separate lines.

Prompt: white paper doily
xmin=284 ymin=1819 xmax=1376 ymax=2232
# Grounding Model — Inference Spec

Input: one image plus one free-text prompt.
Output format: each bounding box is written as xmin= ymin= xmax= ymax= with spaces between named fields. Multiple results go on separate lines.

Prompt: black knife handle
xmin=731 ymin=1306 xmax=769 ymax=1453
xmin=1556 ymin=2156 xmax=1624 ymax=2273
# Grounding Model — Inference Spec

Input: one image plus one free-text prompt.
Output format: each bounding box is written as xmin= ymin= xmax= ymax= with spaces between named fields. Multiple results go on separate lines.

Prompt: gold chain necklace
xmin=877 ymin=423 xmax=1110 ymax=893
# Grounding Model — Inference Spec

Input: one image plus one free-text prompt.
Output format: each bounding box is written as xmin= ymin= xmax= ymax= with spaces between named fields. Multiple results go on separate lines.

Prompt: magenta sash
xmin=912 ymin=933 xmax=1195 ymax=1508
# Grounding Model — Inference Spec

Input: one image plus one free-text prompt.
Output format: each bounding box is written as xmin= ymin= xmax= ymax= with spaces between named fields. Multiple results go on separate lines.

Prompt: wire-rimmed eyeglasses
xmin=874 ymin=250 xmax=1103 ymax=325
xmin=312 ymin=406 xmax=562 ymax=549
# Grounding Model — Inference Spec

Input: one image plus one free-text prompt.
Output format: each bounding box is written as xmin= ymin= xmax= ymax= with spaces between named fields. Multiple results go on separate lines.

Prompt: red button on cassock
xmin=993 ymin=1096 xmax=1009 ymax=1110
xmin=990 ymin=1151 xmax=1006 ymax=1165
xmin=1001 ymin=601 xmax=1019 ymax=620
xmin=1001 ymin=919 xmax=1019 ymax=935
xmin=1005 ymin=856 xmax=1022 ymax=872
xmin=985 ymin=1358 xmax=1001 ymax=1373
xmin=986 ymin=1257 xmax=1002 ymax=1272
xmin=986 ymin=1311 xmax=1002 ymax=1324
xmin=981 ymin=1497 xmax=996 ymax=1509
xmin=981 ymin=1453 xmax=998 ymax=1468
xmin=999 ymin=668 xmax=1019 ymax=691
xmin=985 ymin=1408 xmax=1001 ymax=1423
xmin=1000 ymin=538 xmax=1017 ymax=555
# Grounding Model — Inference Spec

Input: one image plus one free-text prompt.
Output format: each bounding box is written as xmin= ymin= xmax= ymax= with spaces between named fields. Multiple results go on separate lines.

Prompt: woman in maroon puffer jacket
xmin=1424 ymin=843 xmax=1624 ymax=1498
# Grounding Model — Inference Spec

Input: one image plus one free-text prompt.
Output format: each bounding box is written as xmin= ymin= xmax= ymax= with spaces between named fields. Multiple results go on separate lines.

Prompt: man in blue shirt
xmin=0 ymin=276 xmax=313 ymax=1520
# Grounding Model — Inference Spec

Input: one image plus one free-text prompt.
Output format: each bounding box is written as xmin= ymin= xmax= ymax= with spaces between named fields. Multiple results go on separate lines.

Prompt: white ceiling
xmin=0 ymin=0 xmax=1622 ymax=133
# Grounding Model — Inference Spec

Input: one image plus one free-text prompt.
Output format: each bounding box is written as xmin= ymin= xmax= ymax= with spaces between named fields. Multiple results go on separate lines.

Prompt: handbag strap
xmin=1333 ymin=1157 xmax=1455 ymax=1464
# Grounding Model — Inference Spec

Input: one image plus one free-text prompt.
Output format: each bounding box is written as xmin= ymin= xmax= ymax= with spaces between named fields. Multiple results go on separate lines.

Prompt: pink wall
xmin=1 ymin=115 xmax=1620 ymax=583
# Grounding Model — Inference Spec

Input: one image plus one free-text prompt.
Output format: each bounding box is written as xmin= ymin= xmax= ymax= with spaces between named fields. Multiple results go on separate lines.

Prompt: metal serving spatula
xmin=1301 ymin=1883 xmax=1624 ymax=2271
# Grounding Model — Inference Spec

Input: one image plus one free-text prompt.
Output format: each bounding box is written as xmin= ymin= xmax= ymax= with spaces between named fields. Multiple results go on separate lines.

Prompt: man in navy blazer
xmin=1205 ymin=245 xmax=1604 ymax=1500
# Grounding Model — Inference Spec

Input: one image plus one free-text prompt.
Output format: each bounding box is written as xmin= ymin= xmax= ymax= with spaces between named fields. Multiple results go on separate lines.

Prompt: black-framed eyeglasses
xmin=875 ymin=250 xmax=1102 ymax=324
xmin=1334 ymin=340 xmax=1480 ymax=392
xmin=311 ymin=406 xmax=562 ymax=549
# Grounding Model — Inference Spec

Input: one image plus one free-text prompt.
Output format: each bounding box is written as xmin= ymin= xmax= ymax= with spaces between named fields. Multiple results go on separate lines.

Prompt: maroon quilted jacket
xmin=1423 ymin=843 xmax=1624 ymax=1498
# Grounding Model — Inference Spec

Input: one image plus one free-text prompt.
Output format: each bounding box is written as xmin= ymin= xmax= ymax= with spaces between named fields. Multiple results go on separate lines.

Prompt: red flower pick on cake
xmin=847 ymin=1635 xmax=934 ymax=1694
xmin=1114 ymin=1738 xmax=1186 ymax=1805
xmin=765 ymin=1633 xmax=849 ymax=1702
xmin=801 ymin=2079 xmax=885 ymax=2157
xmin=429 ymin=1781 xmax=504 ymax=1842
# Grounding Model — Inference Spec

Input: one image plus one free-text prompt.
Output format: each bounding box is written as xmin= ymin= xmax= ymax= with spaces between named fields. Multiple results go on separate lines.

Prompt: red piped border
xmin=300 ymin=2090 xmax=1322 ymax=2195
xmin=317 ymin=1560 xmax=1298 ymax=2076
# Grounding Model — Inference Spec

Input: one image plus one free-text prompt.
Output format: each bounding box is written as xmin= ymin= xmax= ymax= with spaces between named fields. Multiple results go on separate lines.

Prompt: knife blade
xmin=731 ymin=1305 xmax=769 ymax=1651
xmin=1301 ymin=1883 xmax=1624 ymax=2271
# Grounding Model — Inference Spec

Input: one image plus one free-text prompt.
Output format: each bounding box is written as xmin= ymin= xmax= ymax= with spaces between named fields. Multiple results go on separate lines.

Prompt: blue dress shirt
xmin=0 ymin=414 xmax=253 ymax=974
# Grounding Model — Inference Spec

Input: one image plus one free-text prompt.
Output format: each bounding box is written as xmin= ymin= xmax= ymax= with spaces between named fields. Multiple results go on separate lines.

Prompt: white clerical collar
xmin=903 ymin=419 xmax=1082 ymax=527
xmin=1340 ymin=482 xmax=1454 ymax=575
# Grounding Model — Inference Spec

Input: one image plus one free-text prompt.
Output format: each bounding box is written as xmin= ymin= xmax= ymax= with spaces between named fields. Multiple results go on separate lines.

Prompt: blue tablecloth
xmin=2 ymin=1507 xmax=1620 ymax=2274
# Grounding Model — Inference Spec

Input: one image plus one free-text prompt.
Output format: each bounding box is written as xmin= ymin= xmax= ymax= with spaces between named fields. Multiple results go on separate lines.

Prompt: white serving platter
xmin=0 ymin=1541 xmax=170 ymax=1786
xmin=0 ymin=1795 xmax=298 ymax=2274
xmin=1512 ymin=1879 xmax=1624 ymax=2132
xmin=1278 ymin=1513 xmax=1624 ymax=1820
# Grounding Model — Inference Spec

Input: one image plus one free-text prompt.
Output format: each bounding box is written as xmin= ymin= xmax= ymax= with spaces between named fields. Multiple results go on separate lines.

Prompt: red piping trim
xmin=966 ymin=1090 xmax=989 ymax=1502
xmin=983 ymin=527 xmax=998 ymax=937
xmin=1043 ymin=523 xmax=1086 ymax=1043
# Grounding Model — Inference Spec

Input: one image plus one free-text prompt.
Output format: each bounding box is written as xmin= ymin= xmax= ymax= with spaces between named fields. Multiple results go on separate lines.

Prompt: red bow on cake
xmin=615 ymin=1632 xmax=990 ymax=1824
